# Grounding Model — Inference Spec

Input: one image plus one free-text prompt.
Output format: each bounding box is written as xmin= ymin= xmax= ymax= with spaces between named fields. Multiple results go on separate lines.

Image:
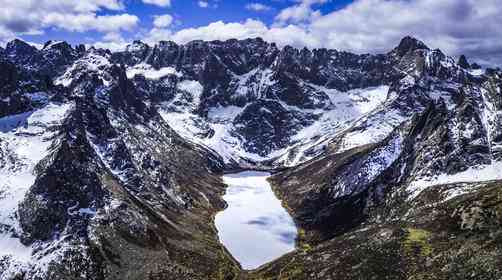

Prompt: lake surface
xmin=214 ymin=171 xmax=298 ymax=270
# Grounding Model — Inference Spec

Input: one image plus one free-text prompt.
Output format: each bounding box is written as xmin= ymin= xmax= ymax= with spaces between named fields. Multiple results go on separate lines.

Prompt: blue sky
xmin=1 ymin=0 xmax=501 ymax=65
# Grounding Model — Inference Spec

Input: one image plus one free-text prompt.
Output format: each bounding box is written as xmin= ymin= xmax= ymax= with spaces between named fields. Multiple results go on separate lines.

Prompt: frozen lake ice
xmin=214 ymin=171 xmax=298 ymax=270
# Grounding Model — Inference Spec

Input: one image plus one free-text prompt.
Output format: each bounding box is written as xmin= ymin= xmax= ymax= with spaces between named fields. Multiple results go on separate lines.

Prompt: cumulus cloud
xmin=144 ymin=28 xmax=173 ymax=46
xmin=0 ymin=0 xmax=138 ymax=35
xmin=43 ymin=13 xmax=138 ymax=33
xmin=142 ymin=0 xmax=171 ymax=7
xmin=275 ymin=0 xmax=328 ymax=24
xmin=169 ymin=20 xmax=267 ymax=43
xmin=245 ymin=3 xmax=272 ymax=12
xmin=198 ymin=1 xmax=219 ymax=9
xmin=144 ymin=28 xmax=172 ymax=45
xmin=198 ymin=1 xmax=209 ymax=8
xmin=153 ymin=14 xmax=174 ymax=28
xmin=93 ymin=32 xmax=128 ymax=51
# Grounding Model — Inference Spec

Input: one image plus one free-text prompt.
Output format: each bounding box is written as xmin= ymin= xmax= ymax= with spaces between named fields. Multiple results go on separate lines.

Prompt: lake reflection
xmin=214 ymin=171 xmax=298 ymax=270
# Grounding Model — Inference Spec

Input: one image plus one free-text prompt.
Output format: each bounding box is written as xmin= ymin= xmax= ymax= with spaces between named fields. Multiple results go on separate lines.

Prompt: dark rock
xmin=457 ymin=54 xmax=470 ymax=69
xmin=471 ymin=62 xmax=482 ymax=69
xmin=392 ymin=36 xmax=430 ymax=57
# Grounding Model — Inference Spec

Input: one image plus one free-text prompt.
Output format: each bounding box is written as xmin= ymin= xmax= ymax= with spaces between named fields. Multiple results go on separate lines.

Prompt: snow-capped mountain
xmin=0 ymin=36 xmax=501 ymax=279
xmin=111 ymin=38 xmax=405 ymax=168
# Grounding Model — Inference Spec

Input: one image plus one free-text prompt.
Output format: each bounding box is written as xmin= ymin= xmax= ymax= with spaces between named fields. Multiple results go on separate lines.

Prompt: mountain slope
xmin=251 ymin=38 xmax=502 ymax=279
xmin=1 ymin=44 xmax=239 ymax=280
xmin=111 ymin=38 xmax=406 ymax=168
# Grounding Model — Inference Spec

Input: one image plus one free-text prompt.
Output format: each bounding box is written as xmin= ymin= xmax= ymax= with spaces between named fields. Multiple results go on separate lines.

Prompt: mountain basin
xmin=214 ymin=171 xmax=298 ymax=270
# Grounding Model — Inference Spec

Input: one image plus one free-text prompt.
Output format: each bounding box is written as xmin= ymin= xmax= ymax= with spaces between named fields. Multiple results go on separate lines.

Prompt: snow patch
xmin=55 ymin=52 xmax=112 ymax=87
xmin=0 ymin=234 xmax=32 ymax=262
xmin=469 ymin=69 xmax=485 ymax=76
xmin=339 ymin=109 xmax=406 ymax=152
xmin=177 ymin=80 xmax=203 ymax=105
xmin=0 ymin=102 xmax=72 ymax=265
xmin=408 ymin=161 xmax=502 ymax=199
xmin=43 ymin=41 xmax=64 ymax=49
xmin=126 ymin=63 xmax=181 ymax=80
xmin=233 ymin=68 xmax=275 ymax=99
xmin=207 ymin=105 xmax=243 ymax=122
xmin=332 ymin=134 xmax=403 ymax=198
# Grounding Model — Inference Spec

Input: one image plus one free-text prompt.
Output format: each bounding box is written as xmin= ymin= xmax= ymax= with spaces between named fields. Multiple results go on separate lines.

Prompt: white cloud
xmin=0 ymin=0 xmax=138 ymax=34
xmin=68 ymin=0 xmax=124 ymax=12
xmin=144 ymin=28 xmax=173 ymax=45
xmin=43 ymin=13 xmax=138 ymax=33
xmin=93 ymin=32 xmax=128 ymax=51
xmin=275 ymin=0 xmax=328 ymax=24
xmin=142 ymin=0 xmax=171 ymax=7
xmin=168 ymin=20 xmax=269 ymax=44
xmin=102 ymin=32 xmax=124 ymax=42
xmin=198 ymin=1 xmax=209 ymax=8
xmin=143 ymin=14 xmax=176 ymax=44
xmin=153 ymin=14 xmax=173 ymax=28
xmin=245 ymin=3 xmax=272 ymax=12
xmin=0 ymin=25 xmax=14 ymax=41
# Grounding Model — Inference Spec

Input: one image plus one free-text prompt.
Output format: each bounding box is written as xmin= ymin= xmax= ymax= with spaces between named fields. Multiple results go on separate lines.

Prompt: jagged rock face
xmin=457 ymin=54 xmax=472 ymax=69
xmin=0 ymin=57 xmax=30 ymax=117
xmin=6 ymin=39 xmax=78 ymax=77
xmin=0 ymin=57 xmax=17 ymax=93
xmin=392 ymin=36 xmax=430 ymax=57
xmin=18 ymin=129 xmax=108 ymax=242
xmin=0 ymin=39 xmax=80 ymax=118
xmin=5 ymin=39 xmax=39 ymax=65
xmin=109 ymin=37 xmax=419 ymax=167
xmin=234 ymin=99 xmax=316 ymax=156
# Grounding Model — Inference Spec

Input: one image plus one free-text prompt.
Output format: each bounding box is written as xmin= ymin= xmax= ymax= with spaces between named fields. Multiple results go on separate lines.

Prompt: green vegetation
xmin=403 ymin=228 xmax=432 ymax=257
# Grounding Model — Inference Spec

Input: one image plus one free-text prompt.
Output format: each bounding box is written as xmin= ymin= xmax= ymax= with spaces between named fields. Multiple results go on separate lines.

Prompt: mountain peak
xmin=6 ymin=39 xmax=37 ymax=52
xmin=393 ymin=36 xmax=430 ymax=56
xmin=42 ymin=40 xmax=71 ymax=50
xmin=126 ymin=40 xmax=150 ymax=53
xmin=457 ymin=54 xmax=470 ymax=69
xmin=157 ymin=40 xmax=178 ymax=48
